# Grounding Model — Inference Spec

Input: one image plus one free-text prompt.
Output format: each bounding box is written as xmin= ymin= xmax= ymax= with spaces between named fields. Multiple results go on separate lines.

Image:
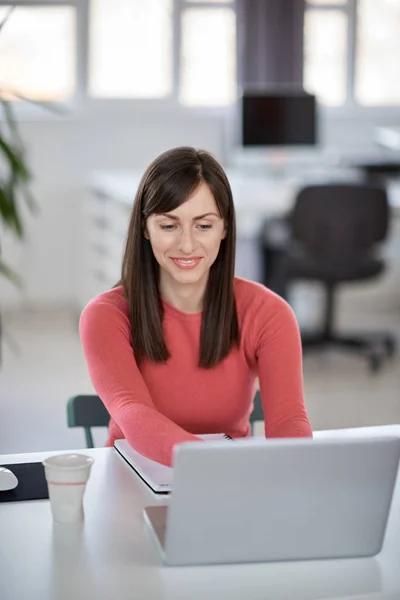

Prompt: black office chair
xmin=261 ymin=184 xmax=396 ymax=372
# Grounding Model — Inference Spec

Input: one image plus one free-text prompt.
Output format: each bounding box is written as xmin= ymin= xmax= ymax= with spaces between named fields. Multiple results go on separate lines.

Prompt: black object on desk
xmin=0 ymin=462 xmax=49 ymax=503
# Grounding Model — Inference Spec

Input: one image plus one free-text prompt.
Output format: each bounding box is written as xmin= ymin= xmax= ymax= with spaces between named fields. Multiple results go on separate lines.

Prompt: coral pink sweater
xmin=80 ymin=277 xmax=312 ymax=466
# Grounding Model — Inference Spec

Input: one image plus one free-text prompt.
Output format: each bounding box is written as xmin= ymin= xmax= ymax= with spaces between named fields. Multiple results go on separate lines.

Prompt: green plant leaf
xmin=0 ymin=185 xmax=13 ymax=223
xmin=0 ymin=103 xmax=38 ymax=217
xmin=0 ymin=137 xmax=30 ymax=182
xmin=6 ymin=183 xmax=24 ymax=237
xmin=0 ymin=98 xmax=26 ymax=154
xmin=0 ymin=184 xmax=24 ymax=238
xmin=0 ymin=258 xmax=23 ymax=287
xmin=0 ymin=185 xmax=16 ymax=229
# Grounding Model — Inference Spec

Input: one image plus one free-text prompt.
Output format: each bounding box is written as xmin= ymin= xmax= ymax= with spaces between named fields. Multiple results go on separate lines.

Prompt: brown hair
xmin=120 ymin=146 xmax=239 ymax=368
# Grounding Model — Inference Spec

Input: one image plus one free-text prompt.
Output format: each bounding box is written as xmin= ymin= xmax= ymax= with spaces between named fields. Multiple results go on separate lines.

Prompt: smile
xmin=171 ymin=258 xmax=202 ymax=270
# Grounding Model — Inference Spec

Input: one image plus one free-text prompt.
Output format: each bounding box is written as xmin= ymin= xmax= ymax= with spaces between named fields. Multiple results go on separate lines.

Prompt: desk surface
xmin=1 ymin=425 xmax=400 ymax=600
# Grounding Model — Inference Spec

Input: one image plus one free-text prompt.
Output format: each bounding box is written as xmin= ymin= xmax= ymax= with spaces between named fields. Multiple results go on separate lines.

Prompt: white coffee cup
xmin=42 ymin=453 xmax=94 ymax=523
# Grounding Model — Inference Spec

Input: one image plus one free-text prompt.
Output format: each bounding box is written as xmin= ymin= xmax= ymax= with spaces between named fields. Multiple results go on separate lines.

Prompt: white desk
xmin=1 ymin=425 xmax=400 ymax=600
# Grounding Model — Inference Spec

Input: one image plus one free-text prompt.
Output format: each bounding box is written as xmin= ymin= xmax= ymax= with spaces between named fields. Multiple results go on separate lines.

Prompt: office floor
xmin=1 ymin=278 xmax=400 ymax=454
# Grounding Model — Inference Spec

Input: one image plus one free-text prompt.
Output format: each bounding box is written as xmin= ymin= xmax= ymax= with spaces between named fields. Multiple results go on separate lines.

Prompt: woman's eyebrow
xmin=157 ymin=212 xmax=220 ymax=220
xmin=193 ymin=212 xmax=219 ymax=220
xmin=157 ymin=213 xmax=179 ymax=220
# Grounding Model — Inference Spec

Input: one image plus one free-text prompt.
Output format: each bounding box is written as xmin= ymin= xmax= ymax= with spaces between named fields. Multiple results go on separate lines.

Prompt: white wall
xmin=0 ymin=106 xmax=399 ymax=310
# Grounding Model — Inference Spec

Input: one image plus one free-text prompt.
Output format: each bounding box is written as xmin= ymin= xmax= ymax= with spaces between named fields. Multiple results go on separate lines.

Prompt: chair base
xmin=301 ymin=331 xmax=396 ymax=373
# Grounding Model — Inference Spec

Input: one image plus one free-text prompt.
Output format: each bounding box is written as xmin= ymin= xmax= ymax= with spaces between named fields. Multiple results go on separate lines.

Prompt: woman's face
xmin=145 ymin=182 xmax=226 ymax=288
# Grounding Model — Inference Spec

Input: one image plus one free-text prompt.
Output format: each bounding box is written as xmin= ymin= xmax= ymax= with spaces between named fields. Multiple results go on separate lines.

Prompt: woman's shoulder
xmin=234 ymin=276 xmax=288 ymax=311
xmin=79 ymin=287 xmax=133 ymax=356
xmin=234 ymin=276 xmax=297 ymax=331
xmin=80 ymin=286 xmax=129 ymax=327
xmin=234 ymin=278 xmax=300 ymax=352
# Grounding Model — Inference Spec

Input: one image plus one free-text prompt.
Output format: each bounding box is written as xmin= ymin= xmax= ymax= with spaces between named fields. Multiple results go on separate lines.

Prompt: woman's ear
xmin=221 ymin=226 xmax=227 ymax=240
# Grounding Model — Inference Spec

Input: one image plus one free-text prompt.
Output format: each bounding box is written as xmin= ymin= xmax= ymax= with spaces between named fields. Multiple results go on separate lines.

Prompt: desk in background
xmin=1 ymin=425 xmax=400 ymax=600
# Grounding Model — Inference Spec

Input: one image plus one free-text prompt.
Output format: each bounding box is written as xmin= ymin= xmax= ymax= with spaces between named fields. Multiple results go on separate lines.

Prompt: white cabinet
xmin=80 ymin=185 xmax=132 ymax=310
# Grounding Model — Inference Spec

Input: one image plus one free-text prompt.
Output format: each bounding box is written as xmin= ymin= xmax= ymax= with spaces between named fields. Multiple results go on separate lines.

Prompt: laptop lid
xmin=162 ymin=436 xmax=400 ymax=566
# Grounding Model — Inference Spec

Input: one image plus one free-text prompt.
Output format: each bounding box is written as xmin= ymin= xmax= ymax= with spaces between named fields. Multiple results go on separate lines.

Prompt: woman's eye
xmin=159 ymin=223 xmax=212 ymax=232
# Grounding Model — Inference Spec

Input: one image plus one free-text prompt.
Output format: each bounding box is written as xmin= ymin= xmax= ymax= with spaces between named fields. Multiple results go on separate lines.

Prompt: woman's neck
xmin=159 ymin=274 xmax=207 ymax=314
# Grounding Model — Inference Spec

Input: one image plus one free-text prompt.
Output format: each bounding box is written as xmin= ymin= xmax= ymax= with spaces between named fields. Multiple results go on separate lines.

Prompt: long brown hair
xmin=120 ymin=146 xmax=239 ymax=368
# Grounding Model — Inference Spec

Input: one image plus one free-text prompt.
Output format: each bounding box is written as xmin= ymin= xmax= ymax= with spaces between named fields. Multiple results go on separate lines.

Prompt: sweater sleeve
xmin=254 ymin=292 xmax=313 ymax=439
xmin=79 ymin=299 xmax=200 ymax=466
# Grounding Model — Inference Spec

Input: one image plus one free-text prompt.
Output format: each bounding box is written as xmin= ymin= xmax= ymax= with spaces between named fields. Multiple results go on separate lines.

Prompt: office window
xmin=89 ymin=0 xmax=173 ymax=98
xmin=355 ymin=0 xmax=400 ymax=105
xmin=0 ymin=5 xmax=76 ymax=102
xmin=180 ymin=7 xmax=236 ymax=106
xmin=305 ymin=0 xmax=400 ymax=108
xmin=0 ymin=0 xmax=236 ymax=108
xmin=303 ymin=9 xmax=348 ymax=106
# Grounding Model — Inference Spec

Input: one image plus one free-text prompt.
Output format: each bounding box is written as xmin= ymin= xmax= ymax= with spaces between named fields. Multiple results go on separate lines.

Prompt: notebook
xmin=114 ymin=434 xmax=232 ymax=493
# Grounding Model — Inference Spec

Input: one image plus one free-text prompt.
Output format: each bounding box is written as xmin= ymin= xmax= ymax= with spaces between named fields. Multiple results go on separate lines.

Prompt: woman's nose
xmin=178 ymin=228 xmax=196 ymax=254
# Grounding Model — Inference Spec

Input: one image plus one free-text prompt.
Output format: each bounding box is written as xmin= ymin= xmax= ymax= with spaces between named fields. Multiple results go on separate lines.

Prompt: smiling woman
xmin=121 ymin=147 xmax=238 ymax=370
xmin=79 ymin=147 xmax=312 ymax=467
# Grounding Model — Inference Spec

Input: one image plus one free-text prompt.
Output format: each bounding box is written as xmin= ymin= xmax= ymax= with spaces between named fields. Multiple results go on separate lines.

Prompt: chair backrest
xmin=67 ymin=394 xmax=110 ymax=448
xmin=289 ymin=184 xmax=389 ymax=265
xmin=250 ymin=390 xmax=264 ymax=434
xmin=67 ymin=392 xmax=263 ymax=447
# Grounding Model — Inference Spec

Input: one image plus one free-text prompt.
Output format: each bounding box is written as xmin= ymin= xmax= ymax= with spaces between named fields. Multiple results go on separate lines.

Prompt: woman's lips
xmin=170 ymin=257 xmax=202 ymax=270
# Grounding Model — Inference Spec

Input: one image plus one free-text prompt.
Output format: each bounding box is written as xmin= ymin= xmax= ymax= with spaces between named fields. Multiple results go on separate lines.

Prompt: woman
xmin=80 ymin=147 xmax=312 ymax=466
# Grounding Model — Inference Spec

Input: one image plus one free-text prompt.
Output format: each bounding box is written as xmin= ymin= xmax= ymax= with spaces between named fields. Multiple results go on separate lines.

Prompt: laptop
xmin=143 ymin=435 xmax=400 ymax=566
